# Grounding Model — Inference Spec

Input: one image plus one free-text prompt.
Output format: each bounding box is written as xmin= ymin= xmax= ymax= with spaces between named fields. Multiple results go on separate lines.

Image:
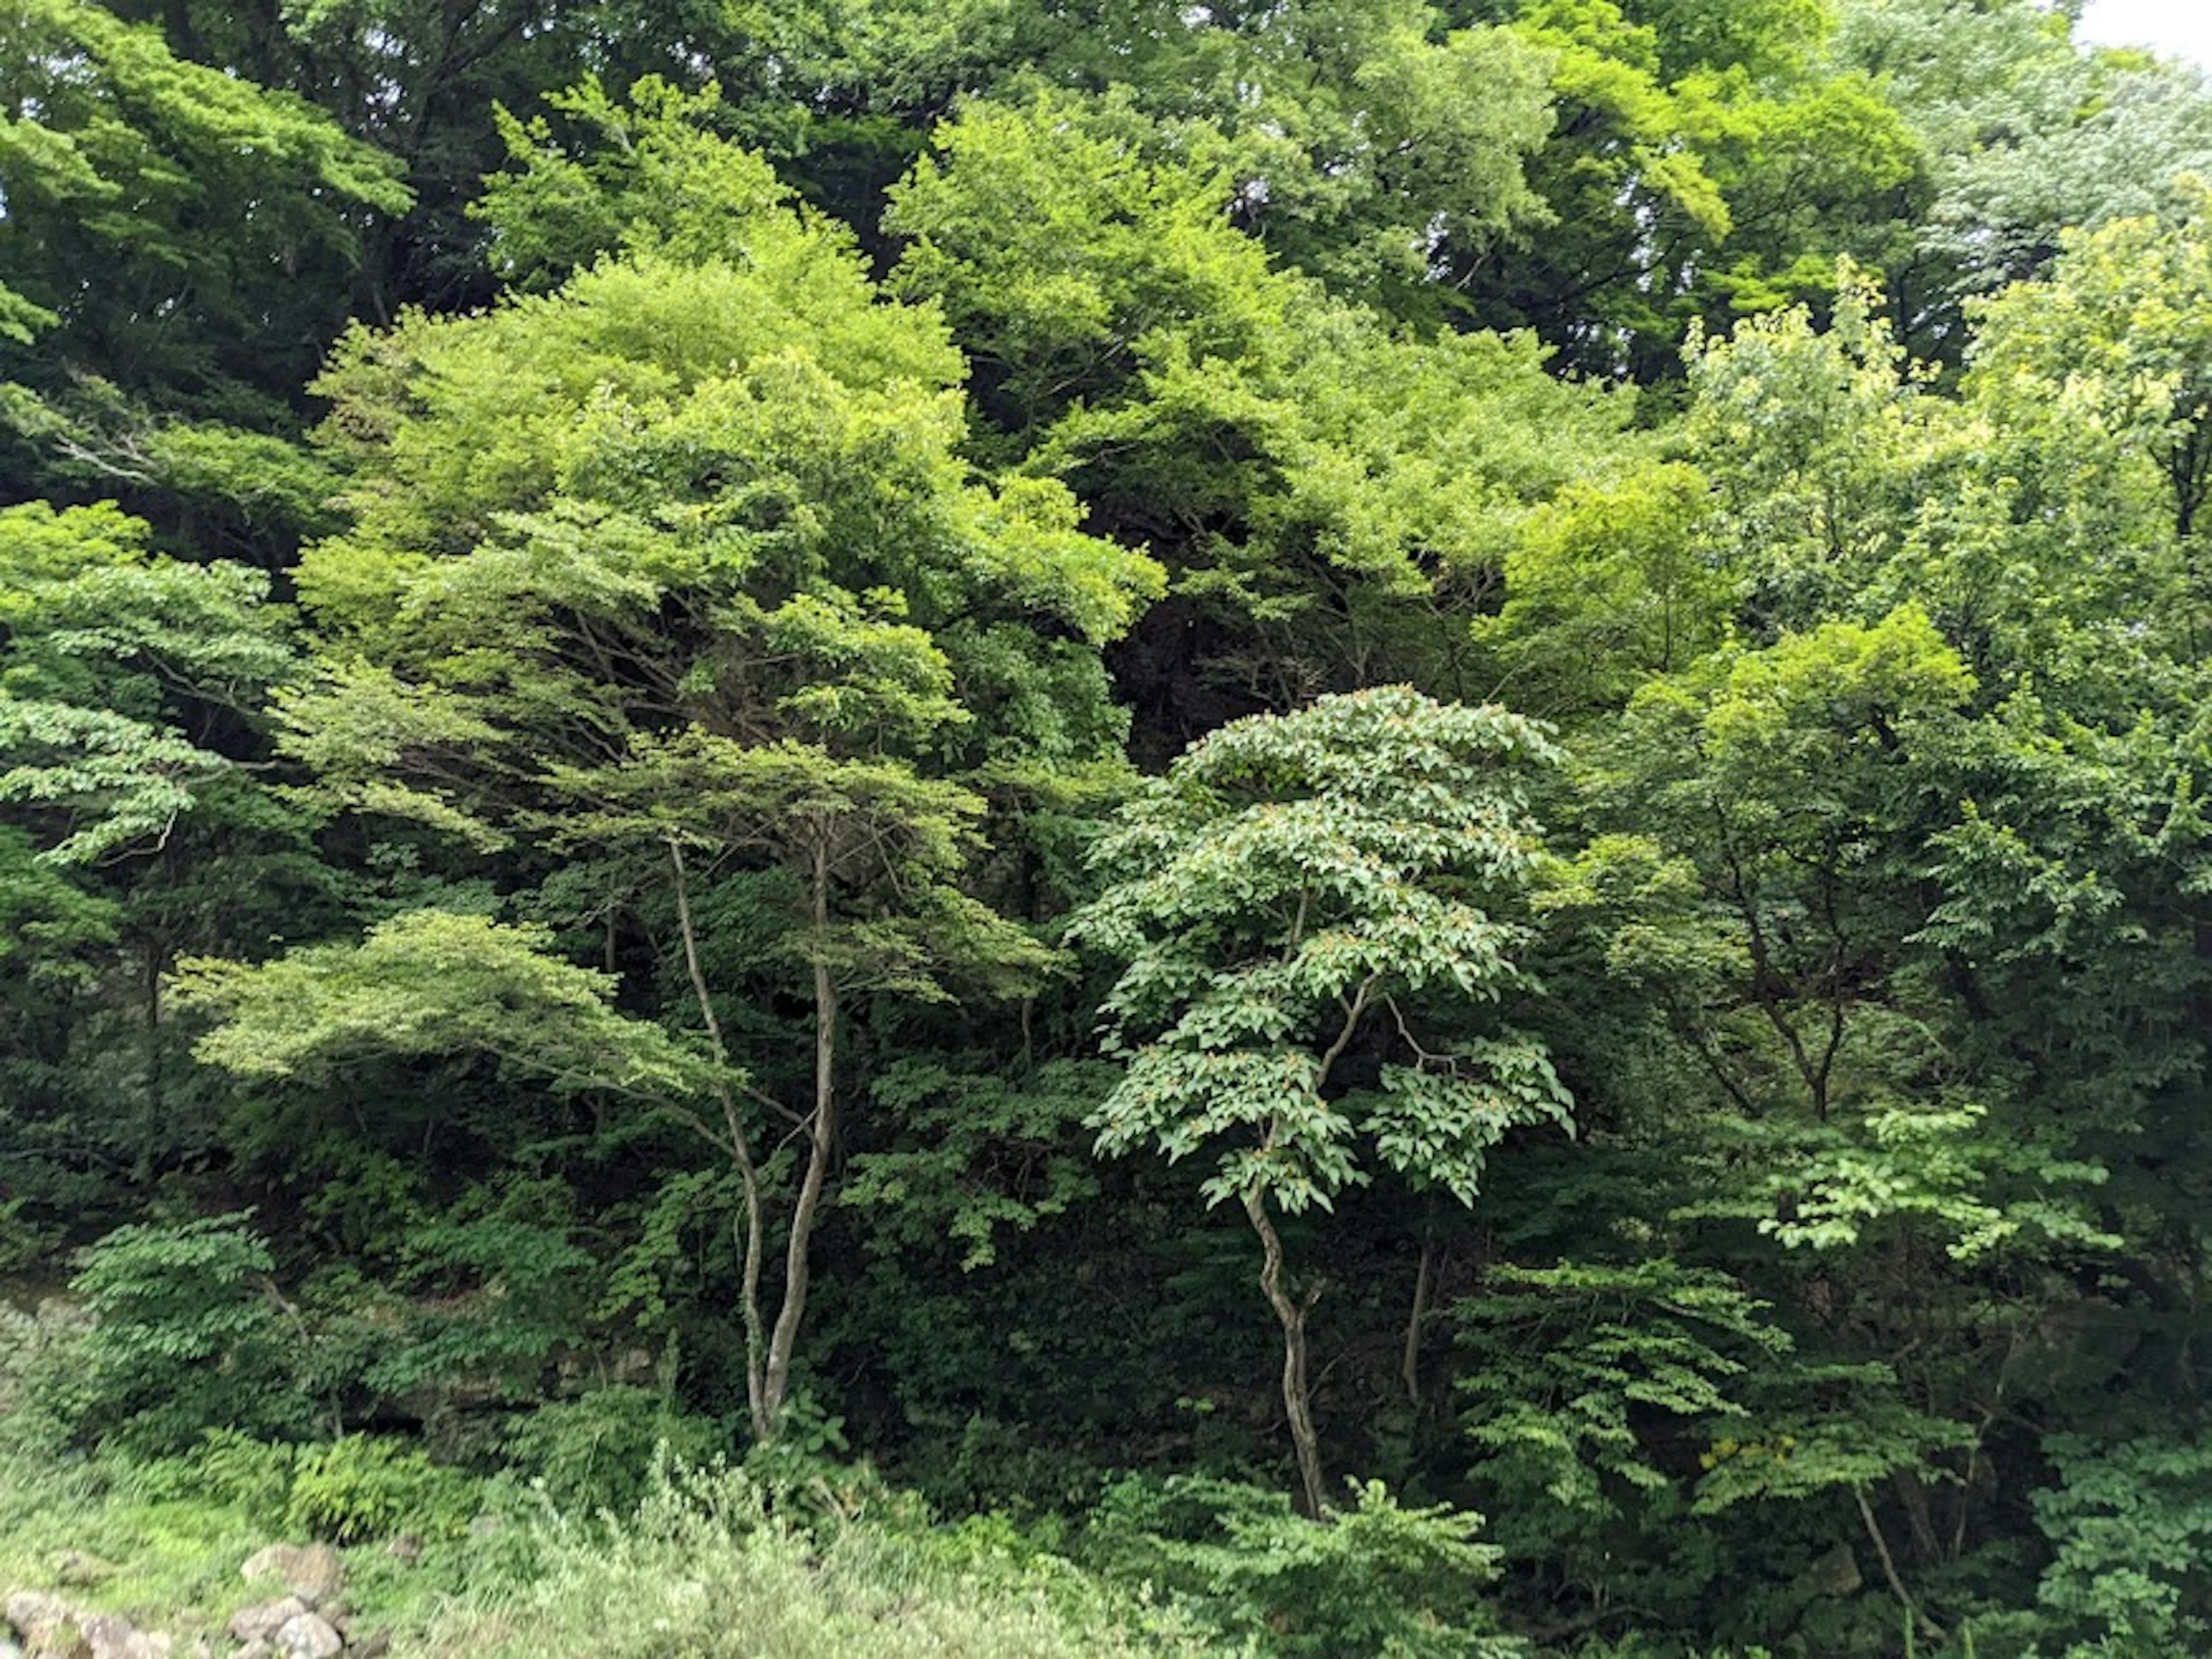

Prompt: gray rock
xmin=237 ymin=1548 xmax=343 ymax=1611
xmin=5 ymin=1590 xmax=70 ymax=1634
xmin=77 ymin=1615 xmax=168 ymax=1659
xmin=231 ymin=1642 xmax=274 ymax=1659
xmin=5 ymin=1593 xmax=88 ymax=1659
xmin=48 ymin=1555 xmax=114 ymax=1591
xmin=225 ymin=1601 xmax=305 ymax=1646
xmin=1806 ymin=1540 xmax=1863 ymax=1597
xmin=271 ymin=1614 xmax=342 ymax=1659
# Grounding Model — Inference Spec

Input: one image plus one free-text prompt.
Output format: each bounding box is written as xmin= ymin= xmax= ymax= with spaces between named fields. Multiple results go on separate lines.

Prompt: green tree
xmin=889 ymin=89 xmax=1638 ymax=740
xmin=0 ymin=0 xmax=410 ymax=532
xmin=266 ymin=139 xmax=1157 ymax=1437
xmin=1069 ymin=687 xmax=1571 ymax=1514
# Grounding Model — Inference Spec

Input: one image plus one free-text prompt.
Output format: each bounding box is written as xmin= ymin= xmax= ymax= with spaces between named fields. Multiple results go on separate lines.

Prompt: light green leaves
xmin=0 ymin=502 xmax=294 ymax=863
xmin=1072 ymin=686 xmax=1570 ymax=1215
xmin=179 ymin=910 xmax=704 ymax=1103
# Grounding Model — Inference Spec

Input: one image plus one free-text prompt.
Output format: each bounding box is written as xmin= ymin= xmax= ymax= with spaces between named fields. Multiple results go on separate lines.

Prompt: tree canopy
xmin=6 ymin=3 xmax=2212 ymax=1655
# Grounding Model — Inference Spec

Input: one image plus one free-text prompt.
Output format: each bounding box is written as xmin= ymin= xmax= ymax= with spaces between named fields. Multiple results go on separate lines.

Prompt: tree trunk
xmin=1244 ymin=1185 xmax=1328 ymax=1518
xmin=669 ymin=842 xmax=772 ymax=1441
xmin=137 ymin=941 xmax=165 ymax=1185
xmin=1402 ymin=1233 xmax=1434 ymax=1406
xmin=761 ymin=828 xmax=838 ymax=1431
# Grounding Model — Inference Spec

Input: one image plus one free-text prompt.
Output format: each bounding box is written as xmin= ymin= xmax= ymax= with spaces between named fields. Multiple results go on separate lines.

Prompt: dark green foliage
xmin=504 ymin=1386 xmax=723 ymax=1516
xmin=285 ymin=1433 xmax=479 ymax=1543
xmin=2025 ymin=1434 xmax=2212 ymax=1658
xmin=52 ymin=1215 xmax=308 ymax=1455
xmin=5 ymin=3 xmax=2212 ymax=1655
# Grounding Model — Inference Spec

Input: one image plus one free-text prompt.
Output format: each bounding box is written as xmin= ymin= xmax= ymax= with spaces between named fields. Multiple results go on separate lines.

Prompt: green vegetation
xmin=6 ymin=2 xmax=2212 ymax=1656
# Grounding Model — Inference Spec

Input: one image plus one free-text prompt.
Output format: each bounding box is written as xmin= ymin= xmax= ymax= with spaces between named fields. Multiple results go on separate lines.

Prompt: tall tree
xmin=268 ymin=108 xmax=1158 ymax=1434
xmin=1070 ymin=687 xmax=1572 ymax=1514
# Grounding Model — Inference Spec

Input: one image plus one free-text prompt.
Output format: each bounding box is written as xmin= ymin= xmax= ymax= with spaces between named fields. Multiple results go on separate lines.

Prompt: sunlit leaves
xmin=1072 ymin=687 xmax=1570 ymax=1215
xmin=178 ymin=910 xmax=704 ymax=1101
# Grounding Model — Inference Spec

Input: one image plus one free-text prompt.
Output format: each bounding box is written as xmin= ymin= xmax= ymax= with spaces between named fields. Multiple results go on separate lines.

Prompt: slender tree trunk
xmin=137 ymin=942 xmax=165 ymax=1184
xmin=669 ymin=842 xmax=772 ymax=1441
xmin=1402 ymin=1233 xmax=1434 ymax=1406
xmin=1244 ymin=1185 xmax=1328 ymax=1518
xmin=761 ymin=829 xmax=838 ymax=1431
xmin=1855 ymin=1484 xmax=1944 ymax=1645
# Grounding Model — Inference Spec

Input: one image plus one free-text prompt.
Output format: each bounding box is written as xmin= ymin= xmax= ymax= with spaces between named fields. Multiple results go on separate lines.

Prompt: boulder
xmin=75 ymin=1615 xmax=166 ymax=1659
xmin=226 ymin=1600 xmax=305 ymax=1646
xmin=1806 ymin=1541 xmax=1863 ymax=1598
xmin=5 ymin=1592 xmax=89 ymax=1659
xmin=237 ymin=1548 xmax=343 ymax=1611
xmin=271 ymin=1613 xmax=342 ymax=1659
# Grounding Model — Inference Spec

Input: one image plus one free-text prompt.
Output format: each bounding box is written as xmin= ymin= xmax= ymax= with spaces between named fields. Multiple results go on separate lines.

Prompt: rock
xmin=76 ymin=1615 xmax=167 ymax=1659
xmin=48 ymin=1555 xmax=114 ymax=1591
xmin=232 ymin=1642 xmax=273 ymax=1659
xmin=1807 ymin=1540 xmax=1863 ymax=1597
xmin=226 ymin=1600 xmax=305 ymax=1646
xmin=237 ymin=1547 xmax=343 ymax=1611
xmin=5 ymin=1593 xmax=88 ymax=1659
xmin=271 ymin=1614 xmax=342 ymax=1659
xmin=350 ymin=1633 xmax=390 ymax=1659
xmin=381 ymin=1536 xmax=419 ymax=1567
xmin=5 ymin=1590 xmax=70 ymax=1633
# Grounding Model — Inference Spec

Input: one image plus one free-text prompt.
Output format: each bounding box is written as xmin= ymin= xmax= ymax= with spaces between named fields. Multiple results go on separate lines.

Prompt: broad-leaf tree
xmin=267 ymin=120 xmax=1158 ymax=1437
xmin=1070 ymin=686 xmax=1572 ymax=1514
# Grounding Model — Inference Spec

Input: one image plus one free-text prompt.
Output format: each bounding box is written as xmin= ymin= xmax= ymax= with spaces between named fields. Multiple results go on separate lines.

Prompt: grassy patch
xmin=390 ymin=1467 xmax=1229 ymax=1659
xmin=0 ymin=1450 xmax=274 ymax=1643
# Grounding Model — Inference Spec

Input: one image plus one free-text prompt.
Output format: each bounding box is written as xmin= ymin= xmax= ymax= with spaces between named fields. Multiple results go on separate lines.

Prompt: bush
xmin=2028 ymin=1433 xmax=2212 ymax=1658
xmin=505 ymin=1386 xmax=722 ymax=1516
xmin=0 ymin=1297 xmax=90 ymax=1453
xmin=397 ymin=1463 xmax=1217 ymax=1659
xmin=53 ymin=1214 xmax=312 ymax=1456
xmin=1085 ymin=1474 xmax=1522 ymax=1659
xmin=287 ymin=1434 xmax=479 ymax=1543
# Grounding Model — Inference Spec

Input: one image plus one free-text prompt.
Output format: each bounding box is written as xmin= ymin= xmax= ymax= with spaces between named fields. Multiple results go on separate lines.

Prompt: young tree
xmin=1069 ymin=686 xmax=1572 ymax=1514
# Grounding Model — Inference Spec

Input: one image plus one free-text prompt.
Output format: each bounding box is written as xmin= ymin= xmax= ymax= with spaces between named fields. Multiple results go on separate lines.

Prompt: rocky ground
xmin=3 ymin=1543 xmax=388 ymax=1659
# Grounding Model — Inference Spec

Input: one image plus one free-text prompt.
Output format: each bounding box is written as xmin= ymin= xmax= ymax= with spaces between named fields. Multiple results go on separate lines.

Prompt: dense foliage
xmin=5 ymin=2 xmax=2212 ymax=1655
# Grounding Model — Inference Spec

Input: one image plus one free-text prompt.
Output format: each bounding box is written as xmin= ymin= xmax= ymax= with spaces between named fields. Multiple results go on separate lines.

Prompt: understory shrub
xmin=1084 ymin=1473 xmax=1524 ymax=1659
xmin=2025 ymin=1432 xmax=2212 ymax=1658
xmin=47 ymin=1214 xmax=310 ymax=1455
xmin=504 ymin=1385 xmax=723 ymax=1514
xmin=287 ymin=1433 xmax=480 ymax=1543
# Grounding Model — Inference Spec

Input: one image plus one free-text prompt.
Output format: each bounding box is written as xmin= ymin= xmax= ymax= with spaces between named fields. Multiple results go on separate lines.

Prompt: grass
xmin=386 ymin=1464 xmax=1232 ymax=1659
xmin=0 ymin=1438 xmax=1230 ymax=1659
xmin=0 ymin=1450 xmax=274 ymax=1645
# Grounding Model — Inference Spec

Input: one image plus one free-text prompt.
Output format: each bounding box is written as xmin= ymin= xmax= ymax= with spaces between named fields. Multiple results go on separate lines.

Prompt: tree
xmin=887 ymin=89 xmax=1639 ymax=744
xmin=0 ymin=499 xmax=338 ymax=1190
xmin=0 ymin=0 xmax=411 ymax=533
xmin=267 ymin=113 xmax=1159 ymax=1437
xmin=1069 ymin=687 xmax=1572 ymax=1514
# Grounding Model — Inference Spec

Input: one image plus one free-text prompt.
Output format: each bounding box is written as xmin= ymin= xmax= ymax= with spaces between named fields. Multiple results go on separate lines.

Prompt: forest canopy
xmin=4 ymin=3 xmax=2212 ymax=1657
